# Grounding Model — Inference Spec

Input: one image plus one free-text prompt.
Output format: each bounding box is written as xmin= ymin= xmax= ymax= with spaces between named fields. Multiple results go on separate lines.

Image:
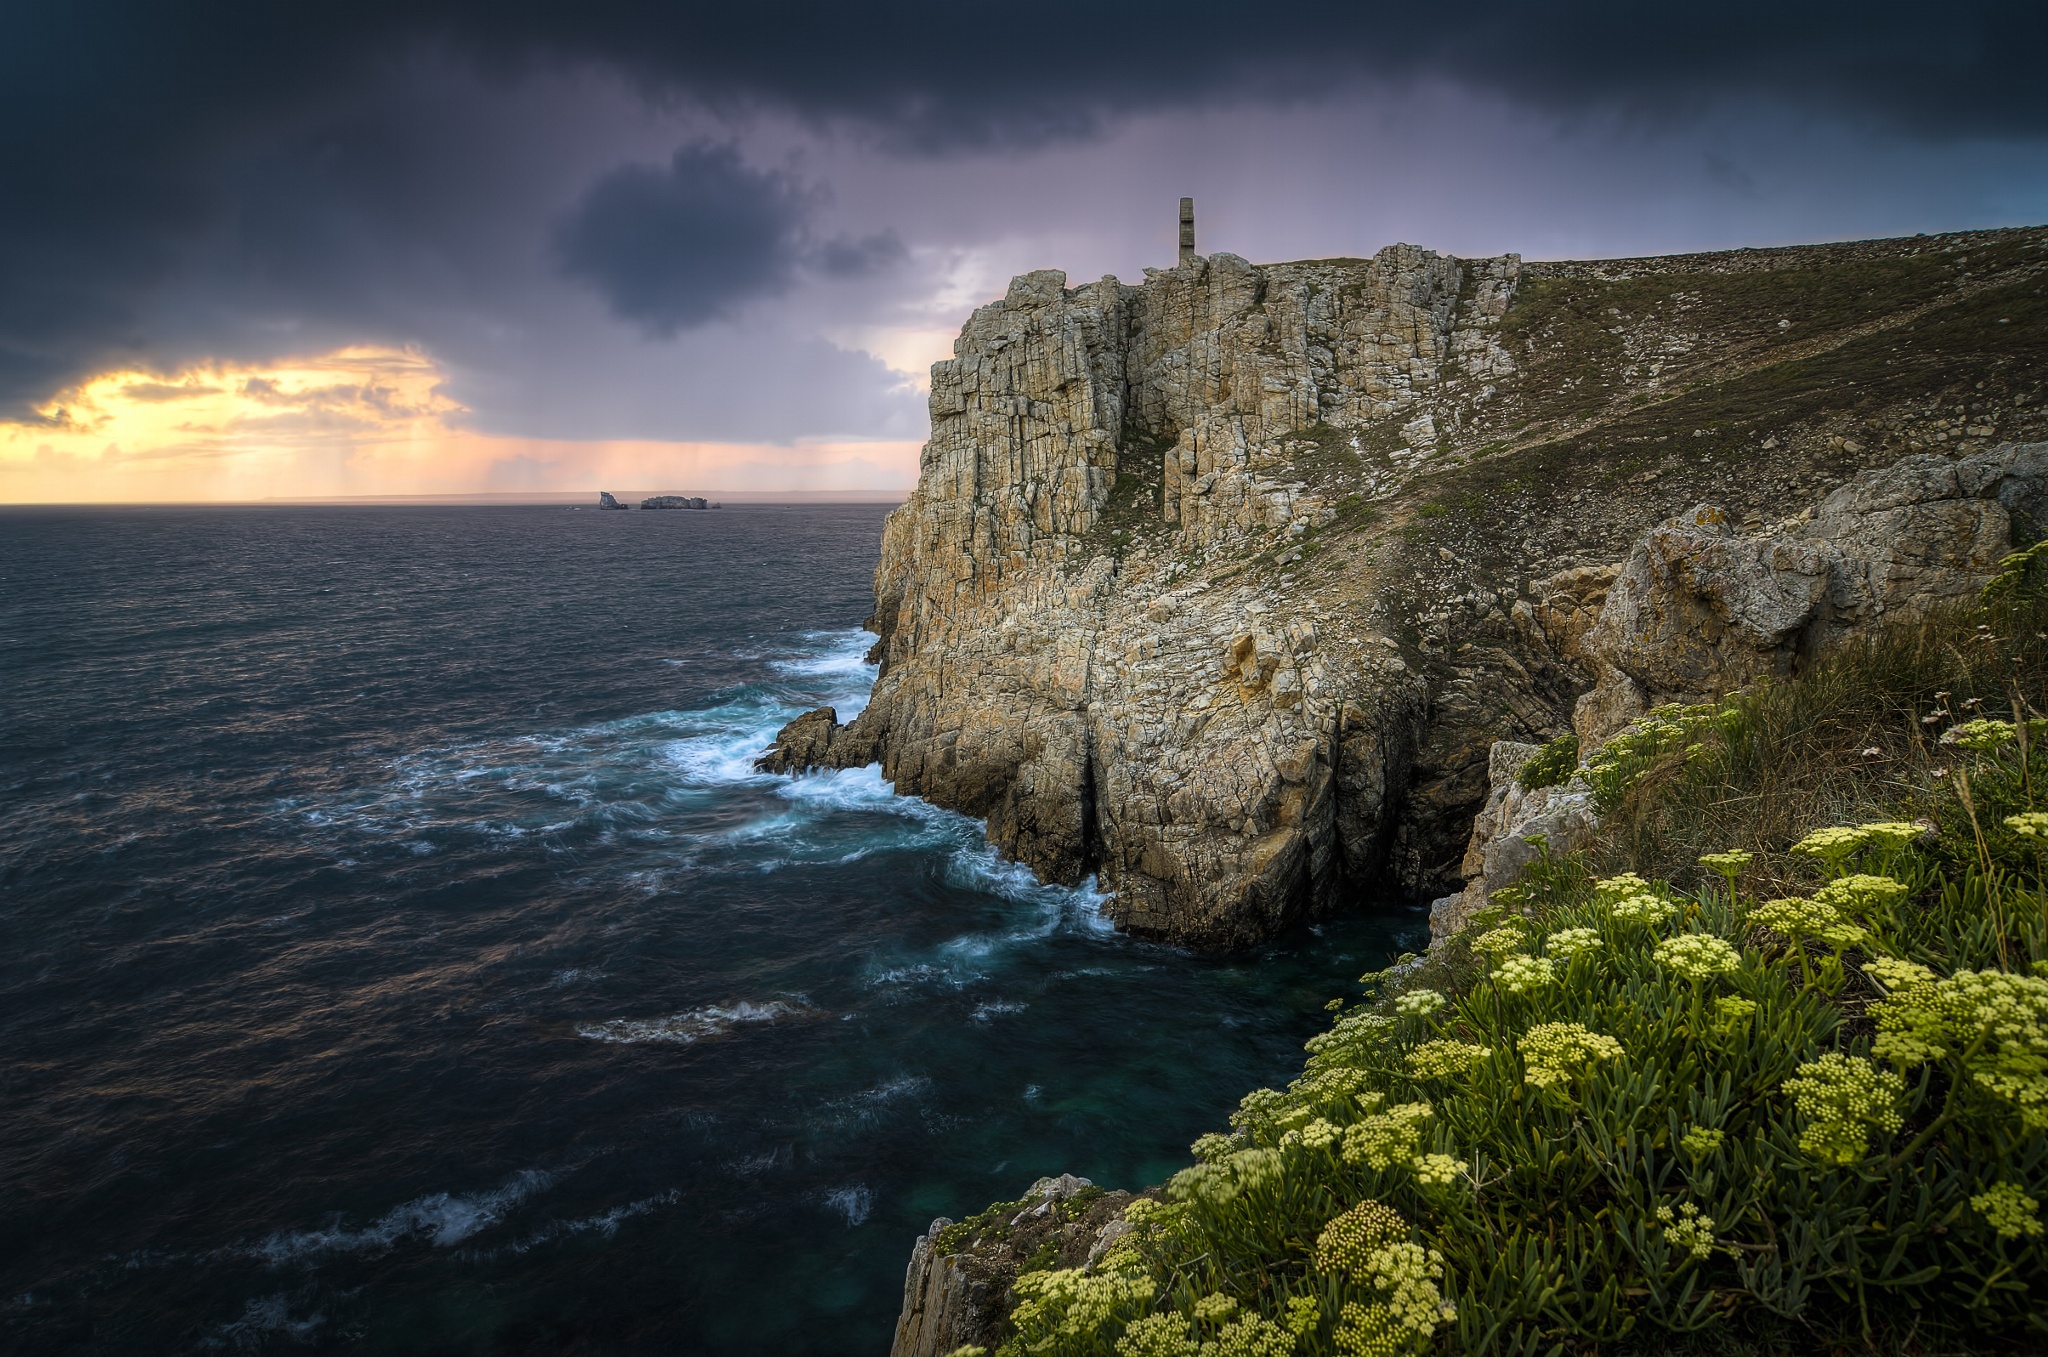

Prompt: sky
xmin=4 ymin=2 xmax=2046 ymax=502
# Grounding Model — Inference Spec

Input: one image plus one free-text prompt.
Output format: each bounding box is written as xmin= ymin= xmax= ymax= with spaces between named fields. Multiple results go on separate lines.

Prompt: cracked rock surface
xmin=764 ymin=228 xmax=2048 ymax=949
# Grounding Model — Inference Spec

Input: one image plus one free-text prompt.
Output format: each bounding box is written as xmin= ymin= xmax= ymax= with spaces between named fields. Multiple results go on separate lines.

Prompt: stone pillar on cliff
xmin=1178 ymin=197 xmax=1195 ymax=264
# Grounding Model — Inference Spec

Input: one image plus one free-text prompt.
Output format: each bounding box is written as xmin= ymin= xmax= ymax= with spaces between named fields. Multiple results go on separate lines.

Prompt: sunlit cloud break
xmin=0 ymin=347 xmax=917 ymax=503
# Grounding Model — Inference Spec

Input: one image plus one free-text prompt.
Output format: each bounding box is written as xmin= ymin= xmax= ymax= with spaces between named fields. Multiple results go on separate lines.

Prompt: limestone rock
xmin=1575 ymin=445 xmax=2047 ymax=746
xmin=759 ymin=218 xmax=2048 ymax=950
xmin=888 ymin=1175 xmax=1133 ymax=1357
xmin=1431 ymin=739 xmax=1597 ymax=945
xmin=755 ymin=707 xmax=881 ymax=774
xmin=891 ymin=1219 xmax=990 ymax=1357
xmin=772 ymin=246 xmax=1514 ymax=947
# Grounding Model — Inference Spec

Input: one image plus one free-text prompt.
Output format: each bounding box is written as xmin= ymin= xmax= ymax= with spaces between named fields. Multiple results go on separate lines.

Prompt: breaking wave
xmin=576 ymin=1000 xmax=812 ymax=1045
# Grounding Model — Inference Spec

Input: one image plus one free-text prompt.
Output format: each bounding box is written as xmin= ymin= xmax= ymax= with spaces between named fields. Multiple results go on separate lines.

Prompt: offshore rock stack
xmin=762 ymin=220 xmax=2048 ymax=951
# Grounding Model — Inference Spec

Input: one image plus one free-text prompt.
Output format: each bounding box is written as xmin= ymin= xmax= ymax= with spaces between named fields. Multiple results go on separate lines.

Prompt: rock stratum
xmin=763 ymin=227 xmax=2048 ymax=949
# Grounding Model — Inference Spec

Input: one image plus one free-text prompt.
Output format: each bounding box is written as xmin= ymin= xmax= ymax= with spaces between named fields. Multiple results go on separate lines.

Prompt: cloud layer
xmin=2 ymin=2 xmax=2045 ymax=497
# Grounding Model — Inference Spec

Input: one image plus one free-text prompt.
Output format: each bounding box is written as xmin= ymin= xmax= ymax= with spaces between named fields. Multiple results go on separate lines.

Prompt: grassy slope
xmin=970 ymin=577 xmax=2048 ymax=1357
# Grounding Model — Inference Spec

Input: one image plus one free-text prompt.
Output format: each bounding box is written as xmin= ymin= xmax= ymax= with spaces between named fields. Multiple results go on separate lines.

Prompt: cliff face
xmin=766 ymin=227 xmax=2048 ymax=948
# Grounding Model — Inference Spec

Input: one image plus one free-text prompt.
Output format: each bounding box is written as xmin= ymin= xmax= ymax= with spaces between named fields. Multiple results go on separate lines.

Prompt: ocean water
xmin=0 ymin=505 xmax=1427 ymax=1356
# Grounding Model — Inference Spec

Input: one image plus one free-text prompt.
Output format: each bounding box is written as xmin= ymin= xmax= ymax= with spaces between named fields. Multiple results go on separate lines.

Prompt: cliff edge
xmin=764 ymin=227 xmax=2048 ymax=948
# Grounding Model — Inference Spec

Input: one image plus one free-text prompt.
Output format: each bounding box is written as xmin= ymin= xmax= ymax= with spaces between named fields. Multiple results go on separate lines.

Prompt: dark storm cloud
xmin=553 ymin=145 xmax=813 ymax=335
xmin=551 ymin=143 xmax=906 ymax=334
xmin=1 ymin=0 xmax=2044 ymax=415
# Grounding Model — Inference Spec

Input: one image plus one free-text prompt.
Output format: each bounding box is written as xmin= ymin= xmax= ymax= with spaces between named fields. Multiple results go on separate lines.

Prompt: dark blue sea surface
xmin=0 ymin=504 xmax=1426 ymax=1355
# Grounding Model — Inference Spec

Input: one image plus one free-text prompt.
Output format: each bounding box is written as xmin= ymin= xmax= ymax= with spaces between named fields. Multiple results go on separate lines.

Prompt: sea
xmin=0 ymin=504 xmax=1427 ymax=1356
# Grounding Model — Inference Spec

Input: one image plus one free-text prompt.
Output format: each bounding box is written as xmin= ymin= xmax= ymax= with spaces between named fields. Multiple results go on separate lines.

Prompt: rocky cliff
xmin=764 ymin=226 xmax=2048 ymax=948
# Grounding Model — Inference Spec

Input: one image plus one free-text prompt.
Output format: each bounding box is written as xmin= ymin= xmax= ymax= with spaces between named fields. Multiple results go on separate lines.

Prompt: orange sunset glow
xmin=0 ymin=346 xmax=918 ymax=502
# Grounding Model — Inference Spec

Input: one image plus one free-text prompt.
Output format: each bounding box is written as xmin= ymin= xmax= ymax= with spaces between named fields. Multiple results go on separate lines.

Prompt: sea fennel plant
xmin=976 ymin=596 xmax=2048 ymax=1357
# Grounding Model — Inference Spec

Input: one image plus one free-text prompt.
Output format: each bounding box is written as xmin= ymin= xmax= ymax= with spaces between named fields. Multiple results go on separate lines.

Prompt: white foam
xmin=205 ymin=1293 xmax=326 ymax=1350
xmin=575 ymin=999 xmax=809 ymax=1045
xmin=823 ymin=1185 xmax=874 ymax=1228
xmin=253 ymin=1169 xmax=556 ymax=1266
xmin=816 ymin=1074 xmax=932 ymax=1131
xmin=459 ymin=1189 xmax=682 ymax=1261
xmin=972 ymin=1000 xmax=1028 ymax=1022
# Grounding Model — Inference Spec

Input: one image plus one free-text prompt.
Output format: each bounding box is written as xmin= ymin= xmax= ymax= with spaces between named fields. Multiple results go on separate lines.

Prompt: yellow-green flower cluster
xmin=1406 ymin=1039 xmax=1491 ymax=1080
xmin=1279 ymin=1118 xmax=1342 ymax=1152
xmin=1857 ymin=821 xmax=1921 ymax=851
xmin=1114 ymin=1313 xmax=1192 ymax=1357
xmin=1169 ymin=1147 xmax=1285 ymax=1206
xmin=1653 ymin=932 xmax=1743 ymax=982
xmin=1341 ymin=1104 xmax=1433 ymax=1171
xmin=1118 ymin=1312 xmax=1294 ymax=1357
xmin=1393 ymin=988 xmax=1445 ymax=1017
xmin=1679 ymin=1125 xmax=1725 ymax=1158
xmin=2007 ymin=811 xmax=2048 ymax=839
xmin=1287 ymin=1065 xmax=1375 ymax=1116
xmin=1544 ymin=927 xmax=1602 ymax=960
xmin=1714 ymin=995 xmax=1758 ymax=1030
xmin=1470 ymin=925 xmax=1528 ymax=957
xmin=1749 ymin=896 xmax=1866 ymax=950
xmin=1697 ymin=850 xmax=1753 ymax=873
xmin=1229 ymin=1087 xmax=1291 ymax=1135
xmin=1410 ymin=1152 xmax=1468 ymax=1187
xmin=1610 ymin=893 xmax=1679 ymax=927
xmin=1330 ymin=1303 xmax=1405 ymax=1357
xmin=1654 ymin=1200 xmax=1717 ymax=1261
xmin=1781 ymin=1053 xmax=1905 ymax=1164
xmin=1791 ymin=826 xmax=1871 ymax=870
xmin=1010 ymin=1265 xmax=1157 ymax=1354
xmin=1312 ymin=1200 xmax=1408 ymax=1276
xmin=1813 ymin=873 xmax=1910 ymax=915
xmin=1368 ymin=1242 xmax=1456 ymax=1336
xmin=1871 ymin=969 xmax=2048 ymax=1128
xmin=1862 ymin=956 xmax=1938 ymax=993
xmin=1592 ymin=872 xmax=1653 ymax=902
xmin=1319 ymin=1213 xmax=1456 ymax=1355
xmin=1943 ymin=717 xmax=2017 ymax=751
xmin=1518 ymin=1022 xmax=1625 ymax=1089
xmin=1193 ymin=1294 xmax=1239 ymax=1323
xmin=1493 ymin=954 xmax=1556 ymax=994
xmin=1206 ymin=1316 xmax=1295 ymax=1357
xmin=1970 ymin=1181 xmax=2045 ymax=1240
xmin=1191 ymin=1131 xmax=1242 ymax=1162
xmin=1304 ymin=1011 xmax=1395 ymax=1059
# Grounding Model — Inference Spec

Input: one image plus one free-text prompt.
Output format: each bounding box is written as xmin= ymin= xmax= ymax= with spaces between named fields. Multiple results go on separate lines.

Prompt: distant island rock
xmin=597 ymin=491 xmax=629 ymax=510
xmin=642 ymin=495 xmax=711 ymax=509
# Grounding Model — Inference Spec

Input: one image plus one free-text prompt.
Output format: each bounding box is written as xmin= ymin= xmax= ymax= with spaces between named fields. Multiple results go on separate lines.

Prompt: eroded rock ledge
xmin=762 ymin=228 xmax=2048 ymax=949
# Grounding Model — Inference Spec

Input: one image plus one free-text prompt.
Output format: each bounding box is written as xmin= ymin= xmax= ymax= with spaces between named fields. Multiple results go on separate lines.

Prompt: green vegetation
xmin=1515 ymin=734 xmax=1579 ymax=792
xmin=969 ymin=575 xmax=2048 ymax=1357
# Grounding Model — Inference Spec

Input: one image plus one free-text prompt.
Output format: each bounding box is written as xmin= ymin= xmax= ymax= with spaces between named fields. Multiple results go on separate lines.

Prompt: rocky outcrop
xmin=642 ymin=494 xmax=710 ymax=509
xmin=1430 ymin=742 xmax=1600 ymax=944
xmin=1428 ymin=440 xmax=2048 ymax=944
xmin=1574 ymin=444 xmax=2048 ymax=744
xmin=597 ymin=491 xmax=628 ymax=510
xmin=890 ymin=1175 xmax=1134 ymax=1357
xmin=759 ymin=227 xmax=2048 ymax=949
xmin=764 ymin=248 xmax=1516 ymax=947
xmin=892 ymin=1222 xmax=988 ymax=1357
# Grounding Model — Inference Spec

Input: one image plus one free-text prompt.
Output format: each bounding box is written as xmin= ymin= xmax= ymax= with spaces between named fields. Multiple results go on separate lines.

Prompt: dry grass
xmin=1593 ymin=590 xmax=2048 ymax=900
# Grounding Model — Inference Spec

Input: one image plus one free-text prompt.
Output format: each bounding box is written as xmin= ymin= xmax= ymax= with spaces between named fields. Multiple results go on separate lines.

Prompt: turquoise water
xmin=0 ymin=504 xmax=1428 ymax=1354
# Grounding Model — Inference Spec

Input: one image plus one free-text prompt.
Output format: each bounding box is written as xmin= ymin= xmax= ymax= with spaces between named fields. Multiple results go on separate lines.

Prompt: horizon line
xmin=0 ymin=489 xmax=910 ymax=507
